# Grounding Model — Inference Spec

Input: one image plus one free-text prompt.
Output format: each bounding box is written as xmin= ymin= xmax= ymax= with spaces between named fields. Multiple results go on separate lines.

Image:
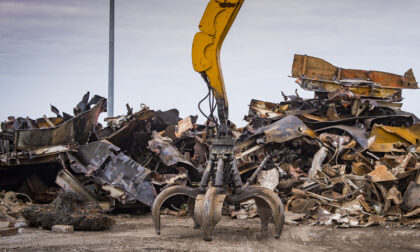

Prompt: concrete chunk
xmin=52 ymin=225 xmax=74 ymax=233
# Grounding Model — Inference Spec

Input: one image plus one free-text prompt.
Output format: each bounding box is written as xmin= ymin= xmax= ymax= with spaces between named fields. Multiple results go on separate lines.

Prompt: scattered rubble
xmin=0 ymin=191 xmax=30 ymax=236
xmin=0 ymin=55 xmax=419 ymax=234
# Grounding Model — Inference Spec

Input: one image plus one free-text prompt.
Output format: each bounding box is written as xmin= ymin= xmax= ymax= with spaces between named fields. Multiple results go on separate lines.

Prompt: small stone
xmin=51 ymin=225 xmax=74 ymax=233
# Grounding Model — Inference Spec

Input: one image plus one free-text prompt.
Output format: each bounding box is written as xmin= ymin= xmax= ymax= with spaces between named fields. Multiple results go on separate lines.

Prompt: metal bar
xmin=244 ymin=154 xmax=271 ymax=188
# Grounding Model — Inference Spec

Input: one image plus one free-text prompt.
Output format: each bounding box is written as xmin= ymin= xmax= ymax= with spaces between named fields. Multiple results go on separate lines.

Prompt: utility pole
xmin=108 ymin=0 xmax=115 ymax=117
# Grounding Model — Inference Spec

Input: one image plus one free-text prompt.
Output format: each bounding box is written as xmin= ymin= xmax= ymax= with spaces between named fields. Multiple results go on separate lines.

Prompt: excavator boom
xmin=192 ymin=0 xmax=244 ymax=125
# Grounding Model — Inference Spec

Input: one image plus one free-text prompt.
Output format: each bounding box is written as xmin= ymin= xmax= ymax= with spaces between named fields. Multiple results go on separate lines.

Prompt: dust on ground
xmin=1 ymin=214 xmax=419 ymax=252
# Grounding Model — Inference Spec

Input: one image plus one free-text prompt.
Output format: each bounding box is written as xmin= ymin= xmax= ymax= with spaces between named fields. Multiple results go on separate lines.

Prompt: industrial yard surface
xmin=1 ymin=214 xmax=419 ymax=252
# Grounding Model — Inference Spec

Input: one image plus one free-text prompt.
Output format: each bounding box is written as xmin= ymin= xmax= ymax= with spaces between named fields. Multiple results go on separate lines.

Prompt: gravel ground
xmin=1 ymin=214 xmax=419 ymax=252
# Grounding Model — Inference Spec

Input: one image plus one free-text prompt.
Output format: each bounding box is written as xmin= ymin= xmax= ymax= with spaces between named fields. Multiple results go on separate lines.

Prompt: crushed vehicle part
xmin=292 ymin=54 xmax=417 ymax=89
xmin=67 ymin=140 xmax=156 ymax=207
xmin=10 ymin=99 xmax=105 ymax=151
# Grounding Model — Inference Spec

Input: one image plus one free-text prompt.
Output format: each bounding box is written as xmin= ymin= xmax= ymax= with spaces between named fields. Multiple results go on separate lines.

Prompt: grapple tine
xmin=151 ymin=185 xmax=199 ymax=235
xmin=194 ymin=187 xmax=226 ymax=241
xmin=255 ymin=197 xmax=270 ymax=232
xmin=230 ymin=186 xmax=285 ymax=238
xmin=252 ymin=186 xmax=285 ymax=238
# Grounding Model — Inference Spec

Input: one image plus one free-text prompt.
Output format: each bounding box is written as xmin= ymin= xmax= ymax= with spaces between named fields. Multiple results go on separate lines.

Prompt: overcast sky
xmin=1 ymin=0 xmax=420 ymax=126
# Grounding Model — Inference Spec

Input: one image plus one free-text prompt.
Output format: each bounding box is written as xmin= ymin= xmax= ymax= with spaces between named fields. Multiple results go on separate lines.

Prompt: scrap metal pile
xmin=234 ymin=55 xmax=420 ymax=227
xmin=0 ymin=92 xmax=206 ymax=231
xmin=0 ymin=55 xmax=419 ymax=234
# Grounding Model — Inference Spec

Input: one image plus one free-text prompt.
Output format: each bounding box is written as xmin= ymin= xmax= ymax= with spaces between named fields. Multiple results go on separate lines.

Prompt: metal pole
xmin=107 ymin=0 xmax=115 ymax=117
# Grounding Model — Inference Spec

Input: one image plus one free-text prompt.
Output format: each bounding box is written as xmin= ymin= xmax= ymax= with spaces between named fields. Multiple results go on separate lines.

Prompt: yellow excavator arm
xmin=192 ymin=0 xmax=244 ymax=127
xmin=153 ymin=1 xmax=285 ymax=241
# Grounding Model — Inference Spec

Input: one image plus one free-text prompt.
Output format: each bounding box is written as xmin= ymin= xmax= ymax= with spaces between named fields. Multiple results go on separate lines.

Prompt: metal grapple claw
xmin=230 ymin=186 xmax=285 ymax=238
xmin=151 ymin=150 xmax=285 ymax=241
xmin=151 ymin=185 xmax=199 ymax=235
xmin=194 ymin=187 xmax=227 ymax=241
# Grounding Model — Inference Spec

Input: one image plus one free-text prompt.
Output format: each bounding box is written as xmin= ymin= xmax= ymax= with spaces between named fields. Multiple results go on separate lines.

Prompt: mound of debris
xmin=234 ymin=55 xmax=420 ymax=227
xmin=0 ymin=55 xmax=419 ymax=230
xmin=0 ymin=92 xmax=206 ymax=212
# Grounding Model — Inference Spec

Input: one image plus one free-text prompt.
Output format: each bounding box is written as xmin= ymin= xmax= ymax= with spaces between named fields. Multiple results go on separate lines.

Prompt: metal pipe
xmin=107 ymin=0 xmax=115 ymax=117
xmin=244 ymin=154 xmax=271 ymax=188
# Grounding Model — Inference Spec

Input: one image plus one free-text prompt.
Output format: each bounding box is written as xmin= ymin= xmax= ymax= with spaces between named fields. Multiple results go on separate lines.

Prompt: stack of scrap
xmin=0 ymin=92 xmax=206 ymax=221
xmin=0 ymin=55 xmax=419 ymax=229
xmin=234 ymin=55 xmax=420 ymax=226
xmin=0 ymin=92 xmax=106 ymax=203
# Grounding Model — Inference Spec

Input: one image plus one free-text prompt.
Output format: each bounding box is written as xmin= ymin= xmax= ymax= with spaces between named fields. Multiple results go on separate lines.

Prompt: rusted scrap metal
xmin=148 ymin=131 xmax=195 ymax=168
xmin=1 ymin=93 xmax=206 ymax=215
xmin=292 ymin=54 xmax=418 ymax=102
xmin=0 ymin=93 xmax=108 ymax=207
xmin=148 ymin=131 xmax=201 ymax=182
xmin=232 ymin=56 xmax=420 ymax=227
xmin=14 ymin=99 xmax=104 ymax=151
xmin=0 ymin=144 xmax=77 ymax=167
xmin=369 ymin=124 xmax=420 ymax=152
xmin=1 ymin=53 xmax=420 ymax=231
xmin=1 ymin=99 xmax=105 ymax=152
xmin=261 ymin=115 xmax=316 ymax=144
xmin=292 ymin=54 xmax=417 ymax=89
xmin=55 ymin=169 xmax=97 ymax=202
xmin=67 ymin=140 xmax=156 ymax=207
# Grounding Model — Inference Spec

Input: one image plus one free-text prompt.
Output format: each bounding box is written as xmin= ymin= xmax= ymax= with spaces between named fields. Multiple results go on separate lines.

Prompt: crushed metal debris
xmin=1 ymin=55 xmax=420 ymax=234
xmin=234 ymin=55 xmax=420 ymax=227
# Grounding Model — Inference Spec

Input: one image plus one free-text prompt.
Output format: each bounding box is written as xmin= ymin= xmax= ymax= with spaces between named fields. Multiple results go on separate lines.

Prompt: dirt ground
xmin=1 ymin=214 xmax=419 ymax=252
